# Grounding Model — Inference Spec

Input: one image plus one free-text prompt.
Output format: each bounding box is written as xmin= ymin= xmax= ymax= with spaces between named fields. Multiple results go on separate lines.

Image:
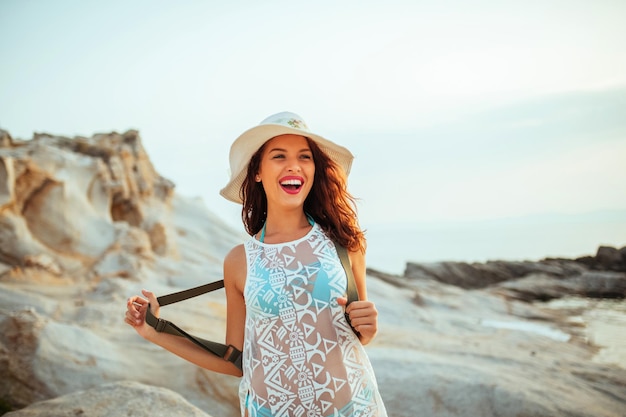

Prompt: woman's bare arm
xmin=124 ymin=244 xmax=247 ymax=376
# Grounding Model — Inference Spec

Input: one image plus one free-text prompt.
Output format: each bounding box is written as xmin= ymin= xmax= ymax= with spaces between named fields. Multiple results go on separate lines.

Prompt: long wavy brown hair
xmin=240 ymin=137 xmax=366 ymax=252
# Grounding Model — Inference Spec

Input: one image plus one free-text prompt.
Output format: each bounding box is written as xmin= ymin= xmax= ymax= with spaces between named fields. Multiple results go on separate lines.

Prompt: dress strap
xmin=259 ymin=222 xmax=267 ymax=243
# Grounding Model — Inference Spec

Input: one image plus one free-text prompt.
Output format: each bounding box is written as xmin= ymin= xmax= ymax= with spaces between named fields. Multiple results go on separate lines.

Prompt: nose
xmin=286 ymin=156 xmax=301 ymax=173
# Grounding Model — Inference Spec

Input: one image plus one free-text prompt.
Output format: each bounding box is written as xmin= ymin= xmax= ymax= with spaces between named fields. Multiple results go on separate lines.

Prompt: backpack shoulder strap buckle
xmin=223 ymin=344 xmax=242 ymax=363
xmin=154 ymin=317 xmax=169 ymax=333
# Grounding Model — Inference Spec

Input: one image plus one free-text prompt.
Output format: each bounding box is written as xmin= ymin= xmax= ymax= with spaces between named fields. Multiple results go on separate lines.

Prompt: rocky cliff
xmin=1 ymin=129 xmax=624 ymax=417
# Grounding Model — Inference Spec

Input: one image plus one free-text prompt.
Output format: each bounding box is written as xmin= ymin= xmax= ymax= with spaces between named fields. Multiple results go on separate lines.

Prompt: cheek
xmin=306 ymin=169 xmax=316 ymax=189
xmin=306 ymin=162 xmax=316 ymax=177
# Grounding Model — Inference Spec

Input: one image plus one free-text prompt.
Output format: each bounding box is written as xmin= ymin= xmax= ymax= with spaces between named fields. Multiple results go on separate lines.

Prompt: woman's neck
xmin=259 ymin=210 xmax=313 ymax=243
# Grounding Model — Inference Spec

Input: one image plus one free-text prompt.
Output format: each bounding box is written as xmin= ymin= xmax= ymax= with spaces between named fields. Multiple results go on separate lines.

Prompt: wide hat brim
xmin=220 ymin=114 xmax=354 ymax=204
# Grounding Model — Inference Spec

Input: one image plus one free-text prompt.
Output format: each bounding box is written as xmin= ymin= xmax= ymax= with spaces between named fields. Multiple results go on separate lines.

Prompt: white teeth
xmin=281 ymin=179 xmax=302 ymax=186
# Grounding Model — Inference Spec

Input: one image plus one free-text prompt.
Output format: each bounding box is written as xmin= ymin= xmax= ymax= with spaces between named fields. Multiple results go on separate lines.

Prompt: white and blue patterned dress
xmin=239 ymin=223 xmax=387 ymax=417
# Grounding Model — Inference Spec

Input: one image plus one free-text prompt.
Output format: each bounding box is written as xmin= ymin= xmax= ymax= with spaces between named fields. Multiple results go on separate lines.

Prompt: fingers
xmin=125 ymin=293 xmax=150 ymax=327
xmin=124 ymin=290 xmax=162 ymax=343
xmin=141 ymin=289 xmax=158 ymax=304
xmin=344 ymin=300 xmax=377 ymax=319
xmin=127 ymin=295 xmax=148 ymax=308
xmin=336 ymin=296 xmax=348 ymax=306
xmin=141 ymin=289 xmax=161 ymax=316
xmin=124 ymin=312 xmax=142 ymax=327
xmin=344 ymin=300 xmax=378 ymax=338
xmin=124 ymin=309 xmax=143 ymax=327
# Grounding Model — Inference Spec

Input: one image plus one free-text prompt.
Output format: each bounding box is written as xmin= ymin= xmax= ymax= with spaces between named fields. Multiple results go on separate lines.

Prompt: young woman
xmin=125 ymin=112 xmax=388 ymax=417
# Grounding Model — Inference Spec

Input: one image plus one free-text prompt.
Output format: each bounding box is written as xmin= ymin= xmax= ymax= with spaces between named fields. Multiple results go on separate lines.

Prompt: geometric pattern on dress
xmin=238 ymin=224 xmax=388 ymax=417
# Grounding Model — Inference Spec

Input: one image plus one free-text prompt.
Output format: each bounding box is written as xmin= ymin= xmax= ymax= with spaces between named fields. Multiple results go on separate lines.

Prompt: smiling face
xmin=256 ymin=134 xmax=315 ymax=210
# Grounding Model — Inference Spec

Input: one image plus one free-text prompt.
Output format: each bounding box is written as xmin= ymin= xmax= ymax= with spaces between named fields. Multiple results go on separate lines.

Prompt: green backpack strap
xmin=333 ymin=241 xmax=359 ymax=305
xmin=145 ymin=280 xmax=243 ymax=371
xmin=333 ymin=242 xmax=362 ymax=336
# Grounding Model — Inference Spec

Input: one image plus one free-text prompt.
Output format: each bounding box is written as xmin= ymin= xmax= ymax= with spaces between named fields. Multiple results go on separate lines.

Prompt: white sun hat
xmin=220 ymin=111 xmax=354 ymax=204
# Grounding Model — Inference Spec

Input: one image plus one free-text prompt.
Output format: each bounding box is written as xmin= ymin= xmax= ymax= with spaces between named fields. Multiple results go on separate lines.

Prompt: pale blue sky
xmin=2 ymin=0 xmax=625 ymax=237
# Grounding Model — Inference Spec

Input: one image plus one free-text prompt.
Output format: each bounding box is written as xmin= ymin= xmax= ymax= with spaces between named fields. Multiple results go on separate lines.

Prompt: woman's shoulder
xmin=224 ymin=243 xmax=246 ymax=265
xmin=224 ymin=244 xmax=246 ymax=290
xmin=224 ymin=244 xmax=246 ymax=276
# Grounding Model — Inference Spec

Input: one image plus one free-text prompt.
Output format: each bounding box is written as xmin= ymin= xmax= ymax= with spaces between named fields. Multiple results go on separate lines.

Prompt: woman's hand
xmin=337 ymin=297 xmax=378 ymax=345
xmin=125 ymin=289 xmax=160 ymax=340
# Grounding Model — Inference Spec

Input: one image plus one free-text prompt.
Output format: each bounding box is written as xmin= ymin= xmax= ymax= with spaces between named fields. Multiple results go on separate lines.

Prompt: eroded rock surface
xmin=4 ymin=381 xmax=213 ymax=417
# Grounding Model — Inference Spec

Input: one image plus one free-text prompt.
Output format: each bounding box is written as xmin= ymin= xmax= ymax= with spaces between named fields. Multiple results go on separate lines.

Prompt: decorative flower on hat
xmin=287 ymin=118 xmax=307 ymax=130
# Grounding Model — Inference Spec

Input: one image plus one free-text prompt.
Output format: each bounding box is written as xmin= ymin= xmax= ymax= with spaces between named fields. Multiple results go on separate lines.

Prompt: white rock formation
xmin=0 ymin=129 xmax=244 ymax=416
xmin=3 ymin=381 xmax=213 ymax=417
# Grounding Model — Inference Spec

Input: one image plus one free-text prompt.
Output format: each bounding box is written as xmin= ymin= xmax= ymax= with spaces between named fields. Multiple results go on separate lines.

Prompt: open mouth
xmin=280 ymin=177 xmax=303 ymax=193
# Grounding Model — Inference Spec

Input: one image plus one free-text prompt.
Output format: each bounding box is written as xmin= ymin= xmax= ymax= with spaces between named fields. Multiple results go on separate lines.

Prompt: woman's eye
xmin=272 ymin=154 xmax=285 ymax=159
xmin=300 ymin=154 xmax=312 ymax=160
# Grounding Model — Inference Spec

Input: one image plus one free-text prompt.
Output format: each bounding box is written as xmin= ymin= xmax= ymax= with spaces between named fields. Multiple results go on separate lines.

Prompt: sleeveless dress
xmin=239 ymin=223 xmax=387 ymax=417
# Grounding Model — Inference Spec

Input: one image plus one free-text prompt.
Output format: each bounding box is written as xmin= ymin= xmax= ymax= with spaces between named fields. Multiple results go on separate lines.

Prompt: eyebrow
xmin=267 ymin=147 xmax=311 ymax=153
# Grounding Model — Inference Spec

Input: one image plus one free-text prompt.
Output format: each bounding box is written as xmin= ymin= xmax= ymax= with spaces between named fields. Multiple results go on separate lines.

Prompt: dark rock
xmin=595 ymin=246 xmax=626 ymax=271
xmin=404 ymin=247 xmax=626 ymax=300
xmin=404 ymin=259 xmax=587 ymax=290
xmin=573 ymin=271 xmax=626 ymax=298
xmin=492 ymin=271 xmax=626 ymax=302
